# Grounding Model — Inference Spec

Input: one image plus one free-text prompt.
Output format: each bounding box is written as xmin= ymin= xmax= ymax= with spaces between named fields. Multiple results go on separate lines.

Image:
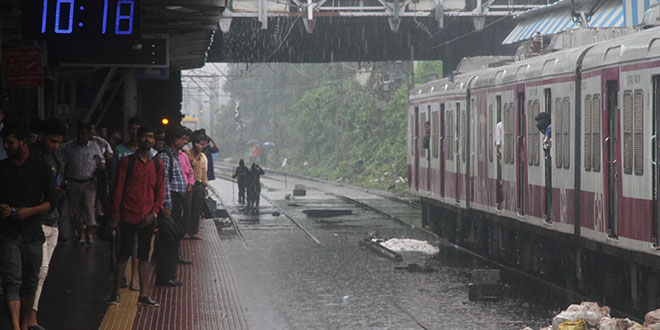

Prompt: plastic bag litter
xmin=600 ymin=317 xmax=644 ymax=330
xmin=552 ymin=302 xmax=610 ymax=330
xmin=557 ymin=319 xmax=587 ymax=330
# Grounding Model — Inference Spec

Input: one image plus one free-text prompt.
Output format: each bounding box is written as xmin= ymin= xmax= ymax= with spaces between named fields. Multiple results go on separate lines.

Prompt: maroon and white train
xmin=408 ymin=26 xmax=660 ymax=270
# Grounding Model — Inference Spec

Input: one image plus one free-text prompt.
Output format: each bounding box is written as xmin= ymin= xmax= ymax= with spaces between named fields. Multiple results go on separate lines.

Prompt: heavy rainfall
xmin=1 ymin=0 xmax=660 ymax=329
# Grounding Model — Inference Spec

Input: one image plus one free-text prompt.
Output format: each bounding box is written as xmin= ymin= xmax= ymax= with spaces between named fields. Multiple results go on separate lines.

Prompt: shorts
xmin=119 ymin=222 xmax=155 ymax=261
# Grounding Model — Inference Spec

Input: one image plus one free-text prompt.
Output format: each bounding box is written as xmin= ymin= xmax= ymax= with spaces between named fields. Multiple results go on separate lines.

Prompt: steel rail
xmin=259 ymin=194 xmax=323 ymax=246
xmin=208 ymin=185 xmax=249 ymax=249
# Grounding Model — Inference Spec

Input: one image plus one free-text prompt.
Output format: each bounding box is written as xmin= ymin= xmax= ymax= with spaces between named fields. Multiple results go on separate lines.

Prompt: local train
xmin=408 ymin=26 xmax=660 ymax=313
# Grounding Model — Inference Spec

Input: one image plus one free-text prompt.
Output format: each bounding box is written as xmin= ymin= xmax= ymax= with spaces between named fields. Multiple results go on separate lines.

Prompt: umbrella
xmin=263 ymin=142 xmax=275 ymax=147
xmin=246 ymin=139 xmax=258 ymax=145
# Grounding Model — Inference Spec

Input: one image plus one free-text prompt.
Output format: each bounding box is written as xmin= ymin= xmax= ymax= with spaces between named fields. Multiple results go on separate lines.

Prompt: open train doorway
xmin=544 ymin=88 xmax=552 ymax=221
xmin=414 ymin=106 xmax=420 ymax=192
xmin=654 ymin=76 xmax=660 ymax=245
xmin=496 ymin=96 xmax=502 ymax=209
xmin=517 ymin=90 xmax=526 ymax=215
xmin=440 ymin=104 xmax=446 ymax=198
xmin=605 ymin=79 xmax=620 ymax=238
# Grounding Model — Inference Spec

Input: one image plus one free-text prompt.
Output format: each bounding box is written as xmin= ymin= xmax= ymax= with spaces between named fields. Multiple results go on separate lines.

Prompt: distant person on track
xmin=0 ymin=122 xmax=57 ymax=330
xmin=232 ymin=159 xmax=249 ymax=204
xmin=246 ymin=163 xmax=264 ymax=214
xmin=108 ymin=125 xmax=164 ymax=307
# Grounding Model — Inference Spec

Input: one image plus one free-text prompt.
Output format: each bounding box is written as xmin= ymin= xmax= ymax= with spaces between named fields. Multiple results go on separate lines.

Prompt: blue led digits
xmin=115 ymin=0 xmax=134 ymax=35
xmin=41 ymin=0 xmax=49 ymax=33
xmin=102 ymin=0 xmax=109 ymax=34
xmin=54 ymin=0 xmax=74 ymax=34
xmin=37 ymin=0 xmax=137 ymax=37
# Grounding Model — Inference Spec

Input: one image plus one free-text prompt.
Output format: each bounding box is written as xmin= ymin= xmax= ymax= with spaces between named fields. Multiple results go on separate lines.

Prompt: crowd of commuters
xmin=0 ymin=108 xmax=219 ymax=329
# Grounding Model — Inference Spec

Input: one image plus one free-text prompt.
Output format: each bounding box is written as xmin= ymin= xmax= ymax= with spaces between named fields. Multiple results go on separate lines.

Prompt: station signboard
xmin=1 ymin=48 xmax=44 ymax=88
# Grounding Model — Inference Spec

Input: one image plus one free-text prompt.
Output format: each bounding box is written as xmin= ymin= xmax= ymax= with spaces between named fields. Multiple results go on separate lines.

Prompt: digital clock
xmin=23 ymin=0 xmax=141 ymax=40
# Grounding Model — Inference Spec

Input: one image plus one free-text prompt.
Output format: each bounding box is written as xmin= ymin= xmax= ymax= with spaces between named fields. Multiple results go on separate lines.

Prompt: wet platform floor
xmin=0 ymin=170 xmax=569 ymax=329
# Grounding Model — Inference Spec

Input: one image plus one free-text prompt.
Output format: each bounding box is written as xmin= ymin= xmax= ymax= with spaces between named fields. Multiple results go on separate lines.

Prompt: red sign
xmin=2 ymin=48 xmax=44 ymax=88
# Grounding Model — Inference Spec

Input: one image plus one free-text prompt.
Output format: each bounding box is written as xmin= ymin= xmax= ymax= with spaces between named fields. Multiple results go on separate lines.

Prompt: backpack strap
xmin=155 ymin=150 xmax=175 ymax=182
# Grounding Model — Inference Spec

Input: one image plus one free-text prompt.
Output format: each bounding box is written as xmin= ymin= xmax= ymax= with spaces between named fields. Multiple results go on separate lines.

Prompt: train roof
xmin=409 ymin=25 xmax=660 ymax=102
xmin=581 ymin=25 xmax=660 ymax=72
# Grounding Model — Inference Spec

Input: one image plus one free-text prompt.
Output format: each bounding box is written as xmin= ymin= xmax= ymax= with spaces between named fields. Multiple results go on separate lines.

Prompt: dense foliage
xmin=214 ymin=61 xmax=441 ymax=193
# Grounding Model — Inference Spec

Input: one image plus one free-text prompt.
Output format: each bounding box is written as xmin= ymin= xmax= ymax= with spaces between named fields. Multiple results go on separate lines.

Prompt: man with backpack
xmin=154 ymin=125 xmax=189 ymax=286
xmin=108 ymin=126 xmax=164 ymax=307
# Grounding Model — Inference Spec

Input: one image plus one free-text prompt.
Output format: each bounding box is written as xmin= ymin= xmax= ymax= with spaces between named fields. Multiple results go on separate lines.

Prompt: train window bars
xmin=528 ymin=100 xmax=534 ymax=166
xmin=432 ymin=111 xmax=439 ymax=159
xmin=562 ymin=97 xmax=570 ymax=169
xmin=634 ymin=90 xmax=644 ymax=176
xmin=555 ymin=98 xmax=563 ymax=169
xmin=624 ymin=91 xmax=633 ymax=175
xmin=420 ymin=112 xmax=427 ymax=159
xmin=585 ymin=95 xmax=592 ymax=172
xmin=592 ymin=94 xmax=601 ymax=172
xmin=488 ymin=105 xmax=493 ymax=163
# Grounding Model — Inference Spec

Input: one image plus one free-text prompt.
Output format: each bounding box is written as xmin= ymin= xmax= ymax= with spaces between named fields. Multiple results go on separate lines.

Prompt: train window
xmin=419 ymin=113 xmax=426 ymax=158
xmin=508 ymin=103 xmax=515 ymax=165
xmin=461 ymin=110 xmax=466 ymax=163
xmin=504 ymin=103 xmax=511 ymax=164
xmin=584 ymin=95 xmax=592 ymax=171
xmin=555 ymin=98 xmax=563 ymax=168
xmin=562 ymin=97 xmax=570 ymax=169
xmin=623 ymin=91 xmax=633 ymax=174
xmin=510 ymin=103 xmax=515 ymax=164
xmin=592 ymin=95 xmax=601 ymax=172
xmin=527 ymin=101 xmax=534 ymax=166
xmin=446 ymin=111 xmax=453 ymax=161
xmin=432 ymin=111 xmax=439 ymax=159
xmin=533 ymin=101 xmax=541 ymax=166
xmin=634 ymin=90 xmax=644 ymax=175
xmin=488 ymin=105 xmax=493 ymax=163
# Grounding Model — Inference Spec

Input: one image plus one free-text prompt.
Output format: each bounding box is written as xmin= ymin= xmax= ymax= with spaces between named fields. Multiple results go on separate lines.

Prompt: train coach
xmin=409 ymin=26 xmax=660 ymax=314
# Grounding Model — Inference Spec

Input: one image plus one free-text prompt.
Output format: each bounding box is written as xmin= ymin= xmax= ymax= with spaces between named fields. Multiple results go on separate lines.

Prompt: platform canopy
xmin=502 ymin=0 xmax=658 ymax=44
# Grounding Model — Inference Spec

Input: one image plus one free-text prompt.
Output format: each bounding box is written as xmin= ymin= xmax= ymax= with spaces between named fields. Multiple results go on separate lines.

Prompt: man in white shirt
xmin=494 ymin=121 xmax=504 ymax=163
xmin=63 ymin=123 xmax=105 ymax=245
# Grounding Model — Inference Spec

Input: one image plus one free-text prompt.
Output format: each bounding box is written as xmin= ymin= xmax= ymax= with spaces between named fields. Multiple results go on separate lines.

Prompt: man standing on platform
xmin=155 ymin=125 xmax=189 ymax=287
xmin=63 ymin=123 xmax=105 ymax=245
xmin=108 ymin=126 xmax=163 ymax=307
xmin=26 ymin=119 xmax=68 ymax=330
xmin=0 ymin=123 xmax=57 ymax=330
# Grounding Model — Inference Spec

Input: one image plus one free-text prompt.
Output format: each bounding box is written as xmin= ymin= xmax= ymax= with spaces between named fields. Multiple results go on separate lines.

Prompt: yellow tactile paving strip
xmin=99 ymin=236 xmax=156 ymax=330
xmin=98 ymin=287 xmax=140 ymax=330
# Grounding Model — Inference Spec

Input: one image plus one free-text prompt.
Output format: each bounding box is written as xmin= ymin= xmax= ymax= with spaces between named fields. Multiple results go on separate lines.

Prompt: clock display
xmin=23 ymin=0 xmax=141 ymax=39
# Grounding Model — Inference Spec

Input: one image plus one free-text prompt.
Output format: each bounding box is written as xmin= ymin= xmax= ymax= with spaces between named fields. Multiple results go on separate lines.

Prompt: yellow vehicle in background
xmin=181 ymin=115 xmax=199 ymax=131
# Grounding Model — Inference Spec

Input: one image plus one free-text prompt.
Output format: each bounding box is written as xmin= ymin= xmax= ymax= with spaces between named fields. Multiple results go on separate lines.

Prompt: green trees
xmin=215 ymin=61 xmax=440 ymax=192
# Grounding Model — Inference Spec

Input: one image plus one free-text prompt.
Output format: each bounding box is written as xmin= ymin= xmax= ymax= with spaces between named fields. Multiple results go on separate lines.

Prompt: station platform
xmin=0 ymin=219 xmax=249 ymax=330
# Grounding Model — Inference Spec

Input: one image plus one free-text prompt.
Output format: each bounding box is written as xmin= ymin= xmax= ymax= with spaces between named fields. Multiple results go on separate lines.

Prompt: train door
xmin=517 ymin=89 xmax=526 ymax=215
xmin=544 ymin=89 xmax=552 ymax=221
xmin=604 ymin=76 xmax=620 ymax=237
xmin=653 ymin=76 xmax=660 ymax=244
xmin=414 ymin=106 xmax=420 ymax=192
xmin=440 ymin=104 xmax=446 ymax=198
xmin=496 ymin=96 xmax=502 ymax=209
